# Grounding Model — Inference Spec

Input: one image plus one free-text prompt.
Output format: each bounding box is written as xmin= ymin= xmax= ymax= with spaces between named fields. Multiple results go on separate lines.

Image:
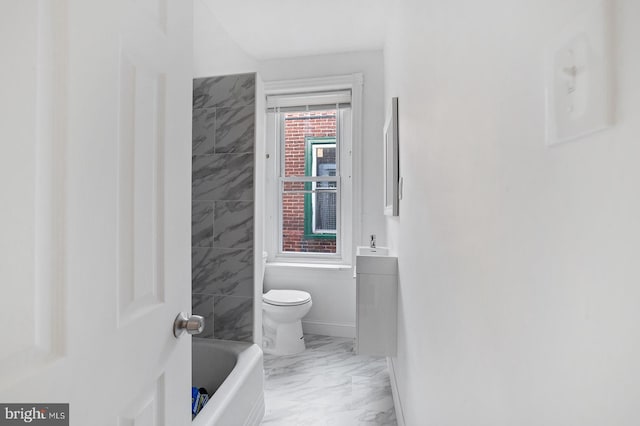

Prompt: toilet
xmin=261 ymin=253 xmax=313 ymax=355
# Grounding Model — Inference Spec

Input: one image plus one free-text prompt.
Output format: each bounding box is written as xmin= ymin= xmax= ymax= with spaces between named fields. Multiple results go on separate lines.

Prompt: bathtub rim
xmin=192 ymin=338 xmax=264 ymax=426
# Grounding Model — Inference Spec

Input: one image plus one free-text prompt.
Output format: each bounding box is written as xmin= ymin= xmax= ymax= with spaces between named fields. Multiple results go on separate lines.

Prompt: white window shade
xmin=266 ymin=90 xmax=351 ymax=109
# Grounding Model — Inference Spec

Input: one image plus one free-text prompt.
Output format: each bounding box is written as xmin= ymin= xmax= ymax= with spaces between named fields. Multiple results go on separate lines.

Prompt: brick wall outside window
xmin=282 ymin=110 xmax=337 ymax=253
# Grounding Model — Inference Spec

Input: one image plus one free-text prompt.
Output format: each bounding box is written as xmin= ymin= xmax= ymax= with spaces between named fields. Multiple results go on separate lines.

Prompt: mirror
xmin=383 ymin=97 xmax=399 ymax=216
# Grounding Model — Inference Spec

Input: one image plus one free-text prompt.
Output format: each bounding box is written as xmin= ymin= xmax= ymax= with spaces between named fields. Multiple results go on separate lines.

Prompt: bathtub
xmin=192 ymin=339 xmax=265 ymax=426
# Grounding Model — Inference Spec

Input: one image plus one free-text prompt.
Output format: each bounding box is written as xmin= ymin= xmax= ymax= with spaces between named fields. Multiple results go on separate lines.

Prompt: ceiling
xmin=202 ymin=0 xmax=388 ymax=60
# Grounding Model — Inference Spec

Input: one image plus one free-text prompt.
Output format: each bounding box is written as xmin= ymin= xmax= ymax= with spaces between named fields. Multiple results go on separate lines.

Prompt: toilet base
xmin=262 ymin=318 xmax=306 ymax=356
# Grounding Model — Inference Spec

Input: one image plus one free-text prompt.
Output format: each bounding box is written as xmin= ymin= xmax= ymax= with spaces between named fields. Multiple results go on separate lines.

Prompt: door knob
xmin=173 ymin=312 xmax=205 ymax=337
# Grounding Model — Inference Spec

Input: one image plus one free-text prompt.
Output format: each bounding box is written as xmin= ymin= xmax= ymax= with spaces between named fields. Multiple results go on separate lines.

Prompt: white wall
xmin=253 ymin=77 xmax=266 ymax=345
xmin=384 ymin=0 xmax=640 ymax=425
xmin=193 ymin=0 xmax=256 ymax=77
xmin=259 ymin=51 xmax=386 ymax=336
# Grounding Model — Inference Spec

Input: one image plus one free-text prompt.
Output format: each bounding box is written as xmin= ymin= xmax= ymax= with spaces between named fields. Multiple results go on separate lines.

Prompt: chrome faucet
xmin=370 ymin=234 xmax=376 ymax=248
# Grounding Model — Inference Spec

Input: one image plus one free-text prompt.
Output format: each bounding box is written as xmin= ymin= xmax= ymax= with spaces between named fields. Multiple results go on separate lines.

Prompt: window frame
xmin=264 ymin=74 xmax=363 ymax=266
xmin=275 ymin=108 xmax=344 ymax=258
xmin=304 ymin=137 xmax=338 ymax=239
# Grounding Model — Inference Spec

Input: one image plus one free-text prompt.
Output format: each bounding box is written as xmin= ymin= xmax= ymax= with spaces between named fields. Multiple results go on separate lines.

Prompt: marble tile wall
xmin=192 ymin=73 xmax=256 ymax=342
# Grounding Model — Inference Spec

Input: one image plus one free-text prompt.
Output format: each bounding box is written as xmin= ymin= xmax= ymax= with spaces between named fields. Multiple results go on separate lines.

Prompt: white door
xmin=0 ymin=1 xmax=193 ymax=425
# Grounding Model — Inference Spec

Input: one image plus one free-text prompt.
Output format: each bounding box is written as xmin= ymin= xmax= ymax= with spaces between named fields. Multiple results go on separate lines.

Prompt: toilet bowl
xmin=261 ymin=253 xmax=313 ymax=355
xmin=262 ymin=289 xmax=312 ymax=355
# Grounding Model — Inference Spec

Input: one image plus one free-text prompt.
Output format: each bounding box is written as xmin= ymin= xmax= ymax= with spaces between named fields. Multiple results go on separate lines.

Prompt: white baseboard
xmin=387 ymin=357 xmax=406 ymax=426
xmin=302 ymin=320 xmax=355 ymax=338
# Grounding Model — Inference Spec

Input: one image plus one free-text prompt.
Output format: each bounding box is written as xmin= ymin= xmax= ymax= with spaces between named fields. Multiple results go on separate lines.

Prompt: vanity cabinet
xmin=355 ymin=254 xmax=397 ymax=356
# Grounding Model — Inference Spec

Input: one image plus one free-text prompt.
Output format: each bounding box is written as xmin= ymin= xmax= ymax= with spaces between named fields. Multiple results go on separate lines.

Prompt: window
xmin=305 ymin=137 xmax=337 ymax=237
xmin=279 ymin=109 xmax=344 ymax=255
xmin=265 ymin=84 xmax=356 ymax=261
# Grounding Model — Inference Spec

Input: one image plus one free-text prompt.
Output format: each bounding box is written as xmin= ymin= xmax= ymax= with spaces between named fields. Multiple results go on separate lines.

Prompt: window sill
xmin=266 ymin=262 xmax=352 ymax=271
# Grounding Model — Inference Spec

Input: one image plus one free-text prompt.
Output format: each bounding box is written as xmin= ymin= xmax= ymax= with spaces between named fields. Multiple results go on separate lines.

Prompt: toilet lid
xmin=263 ymin=290 xmax=311 ymax=306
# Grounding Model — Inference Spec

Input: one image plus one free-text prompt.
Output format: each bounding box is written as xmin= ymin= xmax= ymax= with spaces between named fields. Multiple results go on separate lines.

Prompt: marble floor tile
xmin=262 ymin=334 xmax=397 ymax=426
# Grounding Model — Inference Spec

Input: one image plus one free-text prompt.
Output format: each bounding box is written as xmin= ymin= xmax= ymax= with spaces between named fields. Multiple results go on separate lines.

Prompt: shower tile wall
xmin=192 ymin=73 xmax=256 ymax=342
